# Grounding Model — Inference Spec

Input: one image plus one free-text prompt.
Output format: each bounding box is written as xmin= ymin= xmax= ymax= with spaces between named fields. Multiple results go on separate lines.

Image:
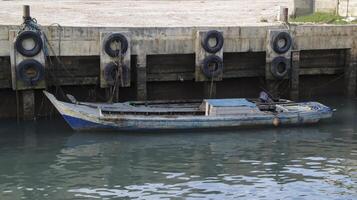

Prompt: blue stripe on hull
xmin=62 ymin=115 xmax=111 ymax=131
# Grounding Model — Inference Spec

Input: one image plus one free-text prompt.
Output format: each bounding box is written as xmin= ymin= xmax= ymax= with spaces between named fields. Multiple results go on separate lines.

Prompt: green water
xmin=0 ymin=98 xmax=356 ymax=199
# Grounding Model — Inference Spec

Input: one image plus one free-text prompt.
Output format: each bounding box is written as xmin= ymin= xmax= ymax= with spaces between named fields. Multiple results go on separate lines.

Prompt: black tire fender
xmin=17 ymin=59 xmax=45 ymax=86
xmin=271 ymin=32 xmax=292 ymax=54
xmin=201 ymin=30 xmax=224 ymax=53
xmin=270 ymin=56 xmax=290 ymax=79
xmin=202 ymin=55 xmax=223 ymax=78
xmin=104 ymin=62 xmax=118 ymax=85
xmin=15 ymin=31 xmax=43 ymax=57
xmin=104 ymin=63 xmax=130 ymax=86
xmin=104 ymin=33 xmax=129 ymax=57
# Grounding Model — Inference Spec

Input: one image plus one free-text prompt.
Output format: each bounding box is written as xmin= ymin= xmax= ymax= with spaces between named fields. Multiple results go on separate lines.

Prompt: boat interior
xmin=64 ymin=92 xmax=317 ymax=117
xmin=74 ymin=98 xmax=304 ymax=116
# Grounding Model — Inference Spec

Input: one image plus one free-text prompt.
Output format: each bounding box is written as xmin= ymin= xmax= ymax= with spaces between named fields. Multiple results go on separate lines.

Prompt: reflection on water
xmin=0 ymin=98 xmax=356 ymax=199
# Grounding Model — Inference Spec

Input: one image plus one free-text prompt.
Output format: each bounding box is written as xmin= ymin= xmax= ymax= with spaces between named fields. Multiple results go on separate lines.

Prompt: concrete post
xmin=290 ymin=51 xmax=300 ymax=100
xmin=23 ymin=5 xmax=31 ymax=22
xmin=22 ymin=90 xmax=35 ymax=120
xmin=278 ymin=7 xmax=289 ymax=22
xmin=136 ymin=54 xmax=147 ymax=101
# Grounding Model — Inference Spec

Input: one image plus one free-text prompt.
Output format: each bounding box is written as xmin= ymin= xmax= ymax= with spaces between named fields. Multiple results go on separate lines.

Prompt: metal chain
xmin=209 ymin=75 xmax=214 ymax=99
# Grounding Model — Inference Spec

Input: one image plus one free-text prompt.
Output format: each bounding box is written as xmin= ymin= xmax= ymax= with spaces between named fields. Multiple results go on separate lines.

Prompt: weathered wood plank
xmin=47 ymin=56 xmax=100 ymax=77
xmin=147 ymin=54 xmax=195 ymax=74
xmin=47 ymin=77 xmax=98 ymax=86
xmin=147 ymin=81 xmax=204 ymax=100
xmin=299 ymin=67 xmax=344 ymax=75
xmin=147 ymin=69 xmax=266 ymax=81
xmin=147 ymin=52 xmax=266 ymax=81
xmin=147 ymin=72 xmax=194 ymax=82
xmin=223 ymin=52 xmax=266 ymax=70
xmin=223 ymin=52 xmax=265 ymax=79
xmin=0 ymin=79 xmax=11 ymax=88
xmin=223 ymin=70 xmax=264 ymax=78
xmin=300 ymin=49 xmax=346 ymax=68
xmin=146 ymin=54 xmax=195 ymax=82
xmin=0 ymin=57 xmax=11 ymax=80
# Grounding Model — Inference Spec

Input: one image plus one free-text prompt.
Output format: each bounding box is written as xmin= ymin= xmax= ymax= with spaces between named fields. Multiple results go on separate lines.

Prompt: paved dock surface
xmin=0 ymin=0 xmax=289 ymax=27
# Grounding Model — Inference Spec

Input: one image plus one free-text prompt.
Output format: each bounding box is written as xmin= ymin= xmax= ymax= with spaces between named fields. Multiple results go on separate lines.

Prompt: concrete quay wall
xmin=0 ymin=25 xmax=356 ymax=57
xmin=0 ymin=24 xmax=356 ymax=119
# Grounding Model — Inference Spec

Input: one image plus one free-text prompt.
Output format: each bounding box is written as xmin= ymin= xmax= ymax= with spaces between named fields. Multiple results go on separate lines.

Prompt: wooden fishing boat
xmin=43 ymin=91 xmax=333 ymax=131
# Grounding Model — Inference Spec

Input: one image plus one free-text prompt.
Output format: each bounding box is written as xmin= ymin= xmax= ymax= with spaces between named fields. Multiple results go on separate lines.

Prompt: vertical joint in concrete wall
xmin=136 ymin=54 xmax=147 ymax=101
xmin=22 ymin=90 xmax=35 ymax=121
xmin=345 ymin=49 xmax=356 ymax=98
xmin=290 ymin=51 xmax=300 ymax=100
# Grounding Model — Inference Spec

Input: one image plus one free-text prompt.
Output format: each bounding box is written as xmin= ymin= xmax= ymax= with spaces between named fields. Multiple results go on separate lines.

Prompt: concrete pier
xmin=0 ymin=0 xmax=356 ymax=119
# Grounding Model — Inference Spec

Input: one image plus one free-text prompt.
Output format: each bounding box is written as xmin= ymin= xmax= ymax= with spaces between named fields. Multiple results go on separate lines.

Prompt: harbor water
xmin=0 ymin=97 xmax=356 ymax=199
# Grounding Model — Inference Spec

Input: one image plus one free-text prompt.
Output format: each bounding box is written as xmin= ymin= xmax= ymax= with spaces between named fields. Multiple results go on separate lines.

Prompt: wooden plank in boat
xmin=202 ymin=98 xmax=261 ymax=116
xmin=207 ymin=106 xmax=261 ymax=116
xmin=101 ymin=105 xmax=203 ymax=114
xmin=209 ymin=108 xmax=262 ymax=116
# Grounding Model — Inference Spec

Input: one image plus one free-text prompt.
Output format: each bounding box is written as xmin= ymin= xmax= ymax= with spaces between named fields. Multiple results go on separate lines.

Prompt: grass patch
xmin=291 ymin=12 xmax=357 ymax=24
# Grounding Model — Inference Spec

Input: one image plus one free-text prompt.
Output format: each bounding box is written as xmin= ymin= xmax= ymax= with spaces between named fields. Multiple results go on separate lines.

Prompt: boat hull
xmin=60 ymin=113 xmax=330 ymax=131
xmin=44 ymin=91 xmax=333 ymax=131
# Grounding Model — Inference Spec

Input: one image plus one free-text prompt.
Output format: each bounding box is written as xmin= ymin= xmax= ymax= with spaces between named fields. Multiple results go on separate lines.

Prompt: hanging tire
xmin=104 ymin=33 xmax=128 ymax=57
xmin=15 ymin=31 xmax=43 ymax=57
xmin=104 ymin=62 xmax=118 ymax=85
xmin=17 ymin=59 xmax=45 ymax=86
xmin=202 ymin=55 xmax=223 ymax=78
xmin=104 ymin=63 xmax=130 ymax=86
xmin=270 ymin=56 xmax=290 ymax=79
xmin=271 ymin=32 xmax=292 ymax=54
xmin=201 ymin=30 xmax=224 ymax=53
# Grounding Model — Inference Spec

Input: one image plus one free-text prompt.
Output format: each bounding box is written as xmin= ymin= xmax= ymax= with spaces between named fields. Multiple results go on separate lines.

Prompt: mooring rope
xmin=109 ymin=42 xmax=124 ymax=103
xmin=41 ymin=23 xmax=107 ymax=102
xmin=16 ymin=18 xmax=107 ymax=117
xmin=20 ymin=17 xmax=40 ymax=32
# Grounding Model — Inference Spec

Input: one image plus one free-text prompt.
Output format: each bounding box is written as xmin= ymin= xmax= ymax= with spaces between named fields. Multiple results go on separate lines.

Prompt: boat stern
xmin=309 ymin=102 xmax=334 ymax=119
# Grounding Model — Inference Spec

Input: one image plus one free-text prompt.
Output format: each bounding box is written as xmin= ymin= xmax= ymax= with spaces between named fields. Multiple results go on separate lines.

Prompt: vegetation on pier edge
xmin=291 ymin=12 xmax=357 ymax=24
